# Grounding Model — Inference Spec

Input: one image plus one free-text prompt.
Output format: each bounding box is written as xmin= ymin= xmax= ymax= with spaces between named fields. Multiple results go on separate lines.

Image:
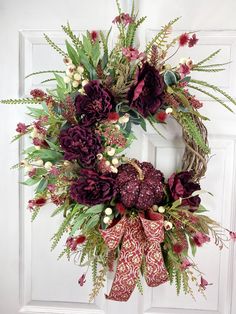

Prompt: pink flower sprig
xmin=112 ymin=13 xmax=134 ymax=26
xmin=179 ymin=33 xmax=198 ymax=48
xmin=199 ymin=276 xmax=212 ymax=290
xmin=122 ymin=47 xmax=146 ymax=62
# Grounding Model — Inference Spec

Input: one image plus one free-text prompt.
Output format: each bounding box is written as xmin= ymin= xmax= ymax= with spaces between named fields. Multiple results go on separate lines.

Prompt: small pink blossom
xmin=90 ymin=31 xmax=99 ymax=43
xmin=28 ymin=168 xmax=36 ymax=178
xmin=66 ymin=235 xmax=86 ymax=251
xmin=188 ymin=34 xmax=199 ymax=48
xmin=179 ymin=33 xmax=189 ymax=47
xmin=78 ymin=274 xmax=86 ymax=286
xmin=112 ymin=13 xmax=134 ymax=26
xmin=33 ymin=137 xmax=44 ymax=147
xmin=49 ymin=166 xmax=60 ymax=176
xmin=179 ymin=64 xmax=191 ymax=79
xmin=229 ymin=231 xmax=236 ymax=241
xmin=16 ymin=123 xmax=28 ymax=134
xmin=28 ymin=199 xmax=35 ymax=210
xmin=180 ymin=258 xmax=192 ymax=270
xmin=193 ymin=232 xmax=210 ymax=247
xmin=47 ymin=184 xmax=56 ymax=192
xmin=199 ymin=276 xmax=212 ymax=290
xmin=122 ymin=47 xmax=146 ymax=62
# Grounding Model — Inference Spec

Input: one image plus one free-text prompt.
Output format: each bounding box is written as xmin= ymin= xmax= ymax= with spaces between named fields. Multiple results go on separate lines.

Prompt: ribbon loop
xmin=100 ymin=214 xmax=168 ymax=301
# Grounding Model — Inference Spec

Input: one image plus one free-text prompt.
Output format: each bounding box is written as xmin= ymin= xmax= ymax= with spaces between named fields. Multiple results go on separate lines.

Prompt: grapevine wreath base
xmin=2 ymin=0 xmax=236 ymax=302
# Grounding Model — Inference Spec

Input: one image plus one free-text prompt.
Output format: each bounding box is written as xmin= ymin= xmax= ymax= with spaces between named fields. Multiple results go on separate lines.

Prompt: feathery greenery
xmin=44 ymin=34 xmax=68 ymax=57
xmin=175 ymin=112 xmax=210 ymax=154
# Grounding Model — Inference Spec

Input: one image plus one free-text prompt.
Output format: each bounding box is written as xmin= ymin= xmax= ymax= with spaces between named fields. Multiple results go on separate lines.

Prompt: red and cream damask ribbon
xmin=99 ymin=214 xmax=168 ymax=301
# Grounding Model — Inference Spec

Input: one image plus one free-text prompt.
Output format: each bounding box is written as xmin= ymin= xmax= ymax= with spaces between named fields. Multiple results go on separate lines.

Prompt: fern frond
xmin=44 ymin=34 xmax=68 ymax=57
xmin=58 ymin=247 xmax=71 ymax=260
xmin=0 ymin=98 xmax=41 ymax=104
xmin=41 ymin=78 xmax=56 ymax=84
xmin=92 ymin=259 xmax=98 ymax=285
xmin=175 ymin=112 xmax=210 ymax=154
xmin=115 ymin=0 xmax=122 ymax=15
xmin=31 ymin=207 xmax=41 ymax=221
xmin=195 ymin=49 xmax=221 ymax=66
xmin=61 ymin=22 xmax=83 ymax=49
xmin=188 ymin=84 xmax=233 ymax=112
xmin=25 ymin=70 xmax=65 ymax=79
xmin=192 ymin=68 xmax=225 ymax=72
xmin=136 ymin=276 xmax=144 ymax=295
xmin=194 ymin=61 xmax=231 ymax=68
xmin=190 ymin=79 xmax=236 ymax=107
xmin=51 ymin=209 xmax=76 ymax=250
xmin=89 ymin=266 xmax=107 ymax=302
xmin=145 ymin=17 xmax=181 ymax=53
xmin=175 ymin=269 xmax=182 ymax=295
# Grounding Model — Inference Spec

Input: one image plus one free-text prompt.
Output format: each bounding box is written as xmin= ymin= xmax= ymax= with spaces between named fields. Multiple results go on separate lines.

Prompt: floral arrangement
xmin=2 ymin=0 xmax=236 ymax=302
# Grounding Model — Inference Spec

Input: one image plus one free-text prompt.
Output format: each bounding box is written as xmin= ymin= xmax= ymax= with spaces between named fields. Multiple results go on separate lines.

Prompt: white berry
xmin=72 ymin=80 xmax=79 ymax=88
xmin=158 ymin=206 xmax=165 ymax=213
xmin=107 ymin=147 xmax=116 ymax=156
xmin=112 ymin=158 xmax=119 ymax=166
xmin=166 ymin=107 xmax=173 ymax=114
xmin=77 ymin=66 xmax=84 ymax=74
xmin=33 ymin=159 xmax=44 ymax=167
xmin=74 ymin=73 xmax=81 ymax=81
xmin=164 ymin=221 xmax=173 ymax=230
xmin=82 ymin=80 xmax=89 ymax=87
xmin=103 ymin=216 xmax=111 ymax=224
xmin=110 ymin=166 xmax=118 ymax=173
xmin=44 ymin=161 xmax=53 ymax=170
xmin=64 ymin=76 xmax=71 ymax=84
xmin=105 ymin=207 xmax=113 ymax=215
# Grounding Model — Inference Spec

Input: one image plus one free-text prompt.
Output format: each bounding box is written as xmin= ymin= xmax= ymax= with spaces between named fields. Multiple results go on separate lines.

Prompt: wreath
xmin=2 ymin=0 xmax=236 ymax=302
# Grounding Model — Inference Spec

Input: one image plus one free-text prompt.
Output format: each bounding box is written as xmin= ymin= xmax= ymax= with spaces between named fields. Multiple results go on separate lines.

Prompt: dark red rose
xmin=70 ymin=169 xmax=116 ymax=205
xmin=59 ymin=125 xmax=102 ymax=167
xmin=75 ymin=80 xmax=115 ymax=127
xmin=168 ymin=171 xmax=201 ymax=211
xmin=128 ymin=63 xmax=165 ymax=118
xmin=115 ymin=160 xmax=165 ymax=211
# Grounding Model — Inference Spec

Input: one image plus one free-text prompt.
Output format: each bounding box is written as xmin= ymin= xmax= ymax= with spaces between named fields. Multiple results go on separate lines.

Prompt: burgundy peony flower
xmin=75 ymin=80 xmax=115 ymax=127
xmin=168 ymin=171 xmax=201 ymax=211
xmin=59 ymin=125 xmax=102 ymax=167
xmin=115 ymin=160 xmax=165 ymax=211
xmin=70 ymin=169 xmax=116 ymax=205
xmin=128 ymin=63 xmax=165 ymax=117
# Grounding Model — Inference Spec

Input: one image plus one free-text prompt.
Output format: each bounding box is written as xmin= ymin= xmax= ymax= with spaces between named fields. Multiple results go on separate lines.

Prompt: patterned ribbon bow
xmin=100 ymin=214 xmax=168 ymax=301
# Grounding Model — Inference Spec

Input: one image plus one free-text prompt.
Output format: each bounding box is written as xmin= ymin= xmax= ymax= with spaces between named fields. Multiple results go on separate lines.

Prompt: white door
xmin=0 ymin=1 xmax=236 ymax=314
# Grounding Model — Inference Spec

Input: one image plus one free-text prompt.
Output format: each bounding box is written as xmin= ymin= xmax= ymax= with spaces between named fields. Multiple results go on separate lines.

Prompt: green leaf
xmin=83 ymin=34 xmax=93 ymax=56
xmin=35 ymin=178 xmax=48 ymax=193
xmin=32 ymin=149 xmax=63 ymax=162
xmin=86 ymin=204 xmax=104 ymax=214
xmin=91 ymin=40 xmax=101 ymax=67
xmin=171 ymin=199 xmax=182 ymax=209
xmin=21 ymin=177 xmax=41 ymax=186
xmin=65 ymin=40 xmax=80 ymax=65
xmin=196 ymin=204 xmax=209 ymax=213
xmin=164 ymin=71 xmax=177 ymax=86
xmin=45 ymin=139 xmax=59 ymax=151
xmin=85 ymin=214 xmax=100 ymax=231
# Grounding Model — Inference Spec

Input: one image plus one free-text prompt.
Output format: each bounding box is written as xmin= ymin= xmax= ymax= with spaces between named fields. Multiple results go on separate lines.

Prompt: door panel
xmin=0 ymin=1 xmax=236 ymax=314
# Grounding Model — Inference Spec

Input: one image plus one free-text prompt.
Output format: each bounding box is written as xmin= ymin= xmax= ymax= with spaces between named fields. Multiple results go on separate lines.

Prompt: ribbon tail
xmin=106 ymin=217 xmax=144 ymax=301
xmin=140 ymin=214 xmax=169 ymax=287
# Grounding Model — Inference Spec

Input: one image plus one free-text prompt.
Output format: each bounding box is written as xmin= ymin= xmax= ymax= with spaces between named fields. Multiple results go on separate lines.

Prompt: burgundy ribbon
xmin=100 ymin=214 xmax=168 ymax=301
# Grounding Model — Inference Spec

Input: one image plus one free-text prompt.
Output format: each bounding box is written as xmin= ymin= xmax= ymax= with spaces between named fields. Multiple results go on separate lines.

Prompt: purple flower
xmin=75 ymin=80 xmax=115 ymax=127
xmin=70 ymin=169 xmax=116 ymax=205
xmin=168 ymin=171 xmax=201 ymax=211
xmin=128 ymin=62 xmax=165 ymax=117
xmin=112 ymin=13 xmax=134 ymax=26
xmin=59 ymin=125 xmax=102 ymax=167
